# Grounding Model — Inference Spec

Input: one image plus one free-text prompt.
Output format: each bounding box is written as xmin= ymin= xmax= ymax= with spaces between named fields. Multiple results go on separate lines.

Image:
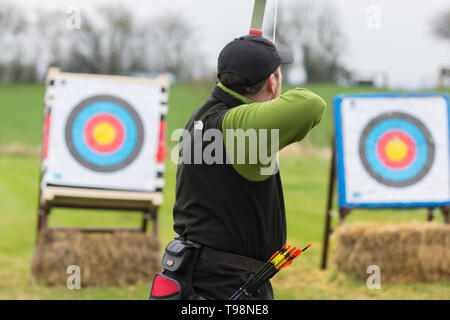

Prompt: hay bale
xmin=31 ymin=230 xmax=161 ymax=287
xmin=334 ymin=222 xmax=450 ymax=283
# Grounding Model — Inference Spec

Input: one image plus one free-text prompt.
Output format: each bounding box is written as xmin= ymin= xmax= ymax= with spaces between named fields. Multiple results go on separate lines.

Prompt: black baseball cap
xmin=217 ymin=34 xmax=294 ymax=86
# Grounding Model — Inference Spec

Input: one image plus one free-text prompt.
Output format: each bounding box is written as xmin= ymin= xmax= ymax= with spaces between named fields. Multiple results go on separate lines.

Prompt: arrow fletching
xmin=229 ymin=243 xmax=311 ymax=300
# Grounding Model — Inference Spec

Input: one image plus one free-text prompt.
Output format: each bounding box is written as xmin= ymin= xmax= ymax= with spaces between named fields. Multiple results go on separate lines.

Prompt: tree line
xmin=3 ymin=1 xmax=447 ymax=84
xmin=0 ymin=0 xmax=353 ymax=84
xmin=0 ymin=2 xmax=206 ymax=82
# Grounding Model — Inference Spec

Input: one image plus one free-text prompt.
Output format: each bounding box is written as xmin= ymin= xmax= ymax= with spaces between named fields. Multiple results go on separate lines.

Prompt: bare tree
xmin=34 ymin=10 xmax=69 ymax=71
xmin=431 ymin=8 xmax=450 ymax=87
xmin=432 ymin=8 xmax=450 ymax=41
xmin=267 ymin=0 xmax=348 ymax=83
xmin=0 ymin=1 xmax=206 ymax=82
xmin=0 ymin=1 xmax=26 ymax=37
xmin=149 ymin=11 xmax=205 ymax=79
xmin=0 ymin=1 xmax=36 ymax=82
xmin=62 ymin=4 xmax=151 ymax=75
xmin=62 ymin=5 xmax=204 ymax=79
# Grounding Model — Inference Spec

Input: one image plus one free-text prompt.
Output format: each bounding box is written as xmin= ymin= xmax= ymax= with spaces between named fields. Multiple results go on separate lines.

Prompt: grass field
xmin=0 ymin=82 xmax=448 ymax=300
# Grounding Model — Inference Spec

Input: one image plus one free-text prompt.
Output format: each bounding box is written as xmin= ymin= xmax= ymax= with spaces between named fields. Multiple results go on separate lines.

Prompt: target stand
xmin=320 ymin=93 xmax=450 ymax=269
xmin=37 ymin=68 xmax=169 ymax=236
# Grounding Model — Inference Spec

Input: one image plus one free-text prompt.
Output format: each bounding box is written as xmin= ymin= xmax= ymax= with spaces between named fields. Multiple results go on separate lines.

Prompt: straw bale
xmin=334 ymin=222 xmax=450 ymax=283
xmin=32 ymin=230 xmax=161 ymax=287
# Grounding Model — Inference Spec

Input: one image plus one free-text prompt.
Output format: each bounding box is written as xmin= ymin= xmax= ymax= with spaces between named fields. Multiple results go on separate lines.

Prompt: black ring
xmin=65 ymin=95 xmax=144 ymax=172
xmin=358 ymin=111 xmax=435 ymax=187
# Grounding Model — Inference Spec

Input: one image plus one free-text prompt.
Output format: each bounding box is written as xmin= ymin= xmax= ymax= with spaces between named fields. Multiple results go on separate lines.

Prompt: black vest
xmin=173 ymin=85 xmax=286 ymax=262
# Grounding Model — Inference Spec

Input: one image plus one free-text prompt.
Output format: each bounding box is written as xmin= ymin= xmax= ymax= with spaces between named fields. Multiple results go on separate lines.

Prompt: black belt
xmin=200 ymin=246 xmax=265 ymax=274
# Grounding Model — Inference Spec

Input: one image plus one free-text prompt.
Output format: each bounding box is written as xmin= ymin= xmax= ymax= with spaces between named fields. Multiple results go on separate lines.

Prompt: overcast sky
xmin=14 ymin=0 xmax=450 ymax=89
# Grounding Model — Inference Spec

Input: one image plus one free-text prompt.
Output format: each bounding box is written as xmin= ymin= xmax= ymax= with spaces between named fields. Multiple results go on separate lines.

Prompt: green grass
xmin=0 ymin=84 xmax=46 ymax=146
xmin=0 ymin=82 xmax=448 ymax=299
xmin=1 ymin=81 xmax=448 ymax=148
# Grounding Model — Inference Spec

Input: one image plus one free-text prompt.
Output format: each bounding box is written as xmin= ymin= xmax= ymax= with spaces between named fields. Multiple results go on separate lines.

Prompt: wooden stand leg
xmin=141 ymin=207 xmax=159 ymax=235
xmin=321 ymin=140 xmax=336 ymax=270
xmin=339 ymin=207 xmax=351 ymax=225
xmin=442 ymin=206 xmax=449 ymax=224
xmin=36 ymin=205 xmax=49 ymax=243
xmin=321 ymin=208 xmax=333 ymax=270
xmin=37 ymin=205 xmax=49 ymax=232
xmin=151 ymin=207 xmax=158 ymax=237
xmin=141 ymin=209 xmax=151 ymax=233
xmin=427 ymin=207 xmax=434 ymax=222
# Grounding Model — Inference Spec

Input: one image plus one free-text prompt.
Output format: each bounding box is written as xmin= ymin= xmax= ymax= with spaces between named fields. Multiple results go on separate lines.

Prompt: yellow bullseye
xmin=93 ymin=122 xmax=116 ymax=145
xmin=385 ymin=138 xmax=407 ymax=161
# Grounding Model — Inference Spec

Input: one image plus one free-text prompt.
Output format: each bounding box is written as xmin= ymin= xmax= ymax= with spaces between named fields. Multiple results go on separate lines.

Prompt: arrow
xmin=229 ymin=243 xmax=311 ymax=300
xmin=228 ymin=244 xmax=289 ymax=300
xmin=244 ymin=247 xmax=299 ymax=294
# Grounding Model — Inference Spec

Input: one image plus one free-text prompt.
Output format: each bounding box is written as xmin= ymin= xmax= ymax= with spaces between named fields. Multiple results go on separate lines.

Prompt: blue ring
xmin=71 ymin=101 xmax=138 ymax=167
xmin=364 ymin=119 xmax=428 ymax=182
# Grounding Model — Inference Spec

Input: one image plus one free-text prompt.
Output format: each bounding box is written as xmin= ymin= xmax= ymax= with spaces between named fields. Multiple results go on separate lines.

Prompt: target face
xmin=65 ymin=95 xmax=144 ymax=172
xmin=334 ymin=93 xmax=450 ymax=208
xmin=359 ymin=112 xmax=435 ymax=187
xmin=42 ymin=73 xmax=168 ymax=192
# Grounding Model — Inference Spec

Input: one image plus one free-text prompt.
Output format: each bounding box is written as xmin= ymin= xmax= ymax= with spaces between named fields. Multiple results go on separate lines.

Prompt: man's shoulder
xmin=186 ymin=96 xmax=232 ymax=131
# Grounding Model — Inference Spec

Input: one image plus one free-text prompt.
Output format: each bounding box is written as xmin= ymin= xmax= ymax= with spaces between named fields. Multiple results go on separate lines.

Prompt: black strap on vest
xmin=200 ymin=246 xmax=265 ymax=273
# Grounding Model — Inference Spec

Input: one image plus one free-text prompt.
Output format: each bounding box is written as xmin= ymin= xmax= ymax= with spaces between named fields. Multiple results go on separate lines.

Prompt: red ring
xmin=376 ymin=130 xmax=416 ymax=169
xmin=83 ymin=113 xmax=125 ymax=154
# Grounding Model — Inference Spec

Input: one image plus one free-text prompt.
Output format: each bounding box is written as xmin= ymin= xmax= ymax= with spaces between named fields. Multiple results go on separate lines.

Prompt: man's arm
xmin=222 ymin=88 xmax=327 ymax=181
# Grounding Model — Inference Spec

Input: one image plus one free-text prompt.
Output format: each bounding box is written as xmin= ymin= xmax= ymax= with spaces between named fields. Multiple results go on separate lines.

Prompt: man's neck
xmin=246 ymin=91 xmax=273 ymax=102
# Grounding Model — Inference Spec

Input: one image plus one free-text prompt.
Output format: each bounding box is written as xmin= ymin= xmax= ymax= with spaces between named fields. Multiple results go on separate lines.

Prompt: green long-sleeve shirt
xmin=173 ymin=82 xmax=327 ymax=266
xmin=219 ymin=82 xmax=327 ymax=181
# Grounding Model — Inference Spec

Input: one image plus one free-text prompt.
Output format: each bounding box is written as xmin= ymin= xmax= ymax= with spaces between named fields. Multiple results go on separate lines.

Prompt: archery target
xmin=359 ymin=112 xmax=435 ymax=187
xmin=335 ymin=93 xmax=450 ymax=207
xmin=42 ymin=73 xmax=168 ymax=192
xmin=65 ymin=95 xmax=144 ymax=172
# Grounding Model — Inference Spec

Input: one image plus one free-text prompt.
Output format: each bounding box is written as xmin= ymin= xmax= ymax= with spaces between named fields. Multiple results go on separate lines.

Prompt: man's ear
xmin=266 ymin=74 xmax=276 ymax=94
